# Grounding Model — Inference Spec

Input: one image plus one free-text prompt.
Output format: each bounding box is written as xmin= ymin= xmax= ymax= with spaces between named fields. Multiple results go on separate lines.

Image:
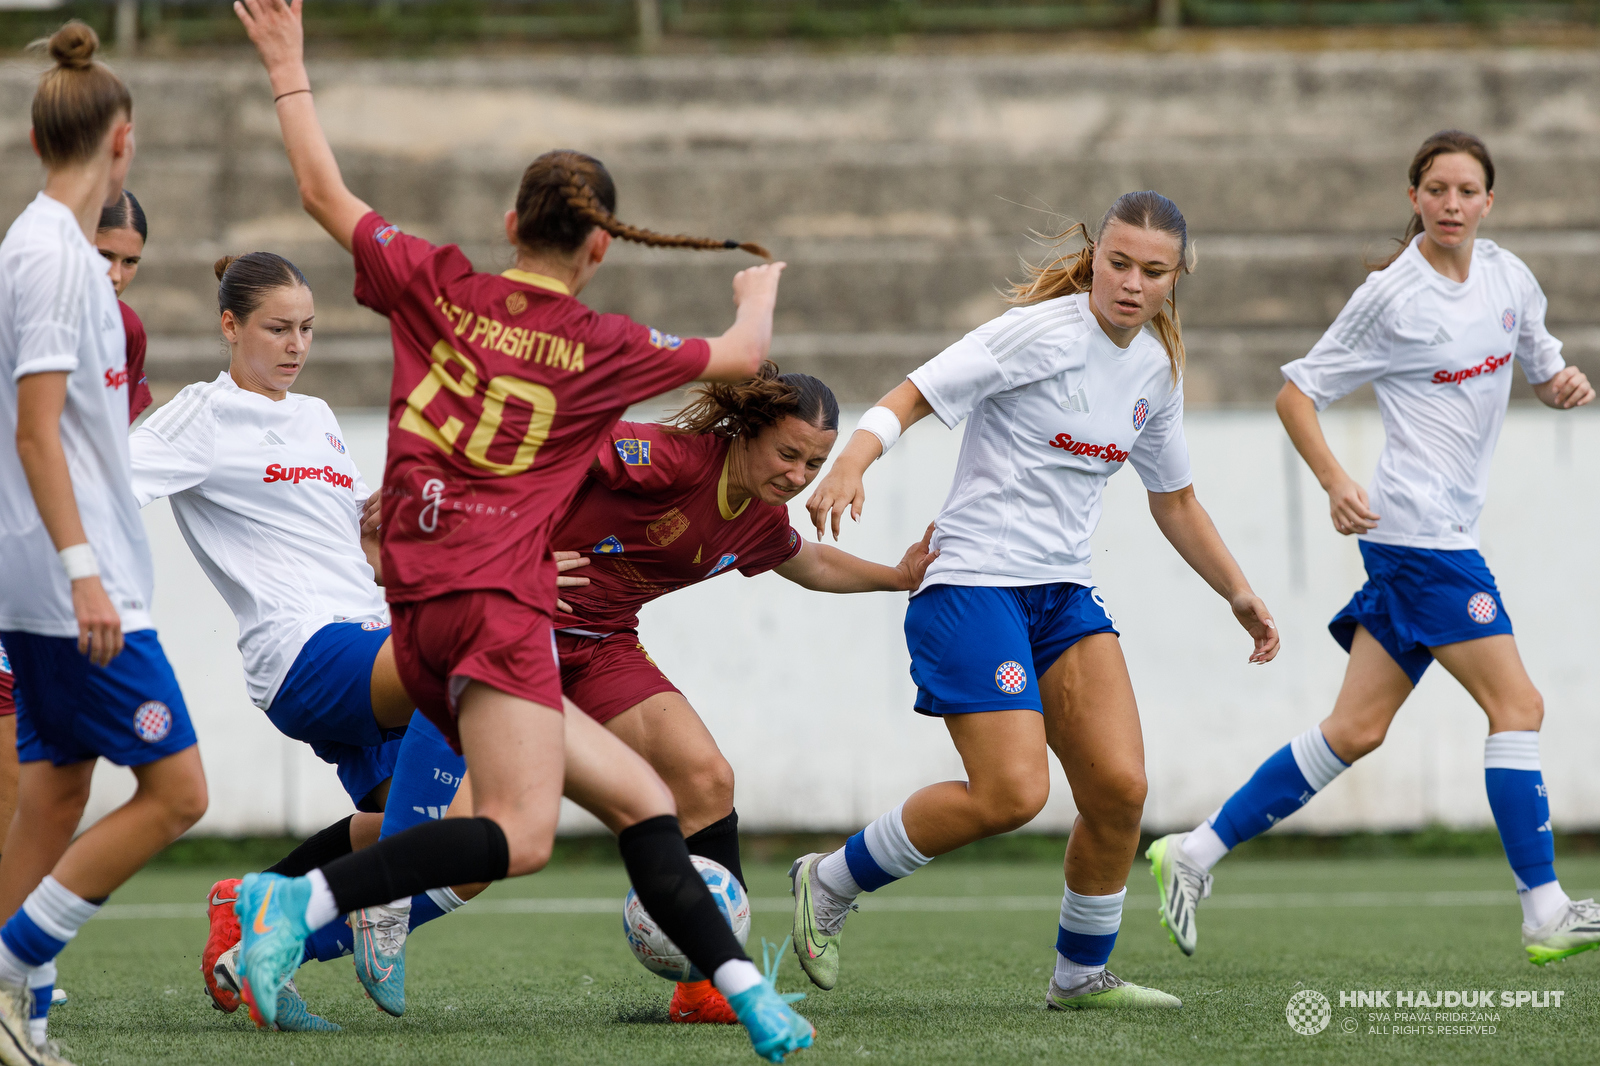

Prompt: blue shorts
xmin=1330 ymin=542 xmax=1514 ymax=685
xmin=904 ymin=582 xmax=1119 ymax=716
xmin=2 ymin=629 xmax=196 ymax=767
xmin=268 ymin=622 xmax=404 ymax=810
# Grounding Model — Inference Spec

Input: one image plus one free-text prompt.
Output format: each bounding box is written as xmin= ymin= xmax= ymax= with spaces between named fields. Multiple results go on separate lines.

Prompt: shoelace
xmin=1567 ymin=898 xmax=1600 ymax=924
xmin=760 ymin=936 xmax=806 ymax=1006
xmin=812 ymin=886 xmax=858 ymax=937
xmin=356 ymin=904 xmax=409 ymax=956
xmin=1175 ymin=857 xmax=1214 ymax=903
xmin=1061 ymin=968 xmax=1125 ymax=997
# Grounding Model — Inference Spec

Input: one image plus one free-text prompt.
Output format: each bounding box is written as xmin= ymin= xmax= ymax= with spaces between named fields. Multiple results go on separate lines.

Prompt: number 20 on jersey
xmin=399 ymin=339 xmax=556 ymax=477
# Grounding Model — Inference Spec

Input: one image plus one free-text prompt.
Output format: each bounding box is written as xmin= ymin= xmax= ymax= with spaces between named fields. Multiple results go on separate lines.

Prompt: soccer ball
xmin=623 ymin=856 xmax=751 ymax=981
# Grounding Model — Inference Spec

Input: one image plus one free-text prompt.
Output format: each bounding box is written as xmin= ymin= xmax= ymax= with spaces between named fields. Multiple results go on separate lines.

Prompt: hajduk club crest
xmin=1467 ymin=591 xmax=1498 ymax=624
xmin=1501 ymin=308 xmax=1517 ymax=333
xmin=326 ymin=433 xmax=346 ymax=454
xmin=1132 ymin=397 xmax=1150 ymax=432
xmin=995 ymin=660 xmax=1027 ymax=695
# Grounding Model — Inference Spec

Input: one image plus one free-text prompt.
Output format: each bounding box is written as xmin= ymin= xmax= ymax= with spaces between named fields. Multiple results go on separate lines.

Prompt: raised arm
xmin=805 ymin=378 xmax=935 ymax=540
xmin=1147 ymin=485 xmax=1279 ymax=665
xmin=235 ymin=0 xmax=370 ymax=253
xmin=1276 ymin=379 xmax=1379 ymax=536
xmin=776 ymin=523 xmax=938 ymax=593
xmin=15 ymin=373 xmax=124 ymax=665
xmin=702 ymin=262 xmax=786 ymax=383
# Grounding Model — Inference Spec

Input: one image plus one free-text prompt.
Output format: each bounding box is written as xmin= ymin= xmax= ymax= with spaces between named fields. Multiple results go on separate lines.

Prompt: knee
xmin=973 ymin=773 xmax=1050 ymax=836
xmin=1493 ymin=689 xmax=1544 ymax=733
xmin=1325 ymin=721 xmax=1386 ymax=763
xmin=499 ymin=825 xmax=554 ymax=878
xmin=675 ymin=755 xmax=735 ymax=825
xmin=1077 ymin=767 xmax=1146 ymax=831
xmin=161 ymin=774 xmax=209 ymax=832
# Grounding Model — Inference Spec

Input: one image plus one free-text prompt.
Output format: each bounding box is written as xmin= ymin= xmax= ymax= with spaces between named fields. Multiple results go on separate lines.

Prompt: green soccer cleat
xmin=1046 ymin=971 xmax=1182 ymax=1010
xmin=1524 ymin=897 xmax=1600 ymax=966
xmin=727 ymin=979 xmax=814 ymax=1063
xmin=789 ymin=853 xmax=854 ymax=991
xmin=352 ymin=899 xmax=409 ymax=1016
xmin=1147 ymin=833 xmax=1212 ymax=957
xmin=233 ymin=873 xmax=313 ymax=1031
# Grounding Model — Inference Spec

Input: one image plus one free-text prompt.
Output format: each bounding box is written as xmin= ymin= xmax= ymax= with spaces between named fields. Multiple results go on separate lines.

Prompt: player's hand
xmin=360 ymin=492 xmax=382 ymax=538
xmin=1533 ymin=365 xmax=1594 ymax=410
xmin=1230 ymin=591 xmax=1279 ymax=665
xmin=806 ymin=460 xmax=868 ymax=541
xmin=730 ymin=262 xmax=786 ymax=310
xmin=893 ymin=523 xmax=939 ymax=591
xmin=72 ymin=576 xmax=124 ymax=667
xmin=234 ymin=0 xmax=306 ymax=76
xmin=553 ymin=550 xmax=590 ymax=614
xmin=1326 ymin=475 xmax=1378 ymax=536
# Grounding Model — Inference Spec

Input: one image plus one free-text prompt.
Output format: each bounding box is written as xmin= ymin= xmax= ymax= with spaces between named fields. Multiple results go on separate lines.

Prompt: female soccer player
xmin=0 ymin=23 xmax=209 ymax=1062
xmin=791 ymin=190 xmax=1280 ymax=1010
xmin=1146 ymin=130 xmax=1600 ymax=966
xmin=231 ymin=1 xmax=811 ymax=1057
xmin=95 ymin=190 xmax=152 ymax=422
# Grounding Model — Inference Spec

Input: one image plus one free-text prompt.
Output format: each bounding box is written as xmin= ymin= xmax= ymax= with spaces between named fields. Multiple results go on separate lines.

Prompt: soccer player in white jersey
xmin=791 ymin=191 xmax=1280 ymax=1009
xmin=1146 ymin=130 xmax=1600 ymax=966
xmin=0 ymin=23 xmax=209 ymax=1063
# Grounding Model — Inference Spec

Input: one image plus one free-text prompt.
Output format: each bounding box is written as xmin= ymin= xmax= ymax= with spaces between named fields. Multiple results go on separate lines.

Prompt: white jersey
xmin=1281 ymin=236 xmax=1564 ymax=551
xmin=0 ymin=193 xmax=152 ymax=636
xmin=909 ymin=292 xmax=1192 ymax=592
xmin=130 ymin=372 xmax=387 ymax=708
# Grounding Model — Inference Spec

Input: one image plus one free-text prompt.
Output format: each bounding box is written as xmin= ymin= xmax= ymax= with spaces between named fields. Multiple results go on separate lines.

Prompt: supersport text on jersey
xmin=1281 ymin=235 xmax=1564 ymax=550
xmin=130 ymin=372 xmax=387 ymax=708
xmin=908 ymin=292 xmax=1191 ymax=592
xmin=0 ymin=193 xmax=152 ymax=636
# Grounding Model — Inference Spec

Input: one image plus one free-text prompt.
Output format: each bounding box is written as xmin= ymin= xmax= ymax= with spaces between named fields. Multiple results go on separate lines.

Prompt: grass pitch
xmin=45 ymin=854 xmax=1600 ymax=1065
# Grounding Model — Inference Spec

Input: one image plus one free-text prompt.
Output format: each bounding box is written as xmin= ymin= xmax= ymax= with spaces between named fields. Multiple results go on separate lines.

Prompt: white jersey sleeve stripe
xmin=146 ymin=381 xmax=223 ymax=442
xmin=1332 ymin=261 xmax=1423 ymax=352
xmin=986 ymin=300 xmax=1083 ymax=363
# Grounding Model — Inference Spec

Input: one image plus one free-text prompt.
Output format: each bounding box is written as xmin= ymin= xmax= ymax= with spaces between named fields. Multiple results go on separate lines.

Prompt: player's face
xmin=223 ymin=284 xmax=315 ymax=398
xmin=742 ymin=416 xmax=837 ymax=506
xmin=1089 ymin=222 xmax=1182 ymax=339
xmin=1409 ymin=152 xmax=1493 ymax=251
xmin=95 ymin=226 xmax=143 ymax=298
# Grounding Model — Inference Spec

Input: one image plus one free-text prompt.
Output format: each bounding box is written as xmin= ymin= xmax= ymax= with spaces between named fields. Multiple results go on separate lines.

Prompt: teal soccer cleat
xmin=352 ymin=899 xmax=410 ymax=1016
xmin=233 ymin=873 xmax=314 ymax=1031
xmin=274 ymin=979 xmax=341 ymax=1033
xmin=727 ymin=980 xmax=814 ymax=1063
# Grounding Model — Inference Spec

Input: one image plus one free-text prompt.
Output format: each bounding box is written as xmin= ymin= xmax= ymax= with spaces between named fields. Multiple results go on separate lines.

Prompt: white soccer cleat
xmin=0 ymin=980 xmax=73 ymax=1065
xmin=1524 ymin=897 xmax=1600 ymax=966
xmin=1146 ymin=833 xmax=1212 ymax=957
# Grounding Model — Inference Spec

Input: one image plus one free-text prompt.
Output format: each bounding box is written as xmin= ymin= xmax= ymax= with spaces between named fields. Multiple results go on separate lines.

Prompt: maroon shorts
xmin=0 ymin=668 xmax=12 ymax=718
xmin=556 ymin=631 xmax=680 ymax=725
xmin=390 ymin=589 xmax=562 ymax=752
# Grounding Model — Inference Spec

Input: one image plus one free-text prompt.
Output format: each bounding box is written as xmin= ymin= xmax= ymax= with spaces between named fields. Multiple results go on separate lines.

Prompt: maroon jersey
xmin=121 ymin=300 xmax=151 ymax=423
xmin=351 ymin=212 xmax=710 ymax=610
xmin=552 ymin=420 xmax=803 ymax=634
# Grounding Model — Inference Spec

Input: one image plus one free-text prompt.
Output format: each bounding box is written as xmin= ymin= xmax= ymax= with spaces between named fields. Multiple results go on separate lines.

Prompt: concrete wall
xmin=78 ymin=402 xmax=1600 ymax=836
xmin=4 ymin=48 xmax=1600 ymax=405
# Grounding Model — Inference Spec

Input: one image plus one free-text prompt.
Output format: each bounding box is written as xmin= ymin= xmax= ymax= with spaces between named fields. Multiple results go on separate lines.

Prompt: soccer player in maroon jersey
xmin=95 ymin=189 xmax=151 ymax=422
xmin=232 ymin=0 xmax=813 ymax=1057
xmin=553 ymin=363 xmax=938 ymax=1022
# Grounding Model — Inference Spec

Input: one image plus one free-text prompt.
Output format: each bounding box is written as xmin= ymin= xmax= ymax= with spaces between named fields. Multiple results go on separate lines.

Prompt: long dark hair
xmin=1371 ymin=130 xmax=1495 ymax=270
xmin=214 ymin=252 xmax=309 ymax=321
xmin=97 ymin=189 xmax=146 ymax=240
xmin=670 ymin=360 xmax=838 ymax=439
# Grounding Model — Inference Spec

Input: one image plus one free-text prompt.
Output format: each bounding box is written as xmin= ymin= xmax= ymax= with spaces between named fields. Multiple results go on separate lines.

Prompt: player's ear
xmin=220 ymin=308 xmax=240 ymax=345
xmin=589 ymin=228 xmax=611 ymax=266
xmin=504 ymin=208 xmax=519 ymax=250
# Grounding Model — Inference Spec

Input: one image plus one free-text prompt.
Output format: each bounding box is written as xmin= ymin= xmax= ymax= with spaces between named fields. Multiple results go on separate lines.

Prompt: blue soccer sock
xmin=1208 ymin=727 xmax=1349 ymax=857
xmin=1055 ymin=887 xmax=1124 ymax=988
xmin=0 ymin=877 xmax=100 ymax=983
xmin=1485 ymin=731 xmax=1568 ymax=925
xmin=817 ymin=802 xmax=932 ymax=900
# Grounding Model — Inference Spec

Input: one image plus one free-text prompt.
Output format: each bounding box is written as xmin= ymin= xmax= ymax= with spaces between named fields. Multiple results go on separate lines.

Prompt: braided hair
xmin=514 ymin=150 xmax=769 ymax=260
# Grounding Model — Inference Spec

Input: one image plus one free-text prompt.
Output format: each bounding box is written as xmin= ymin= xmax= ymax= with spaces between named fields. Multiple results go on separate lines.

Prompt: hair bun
xmin=46 ymin=21 xmax=99 ymax=70
xmin=214 ymin=255 xmax=240 ymax=281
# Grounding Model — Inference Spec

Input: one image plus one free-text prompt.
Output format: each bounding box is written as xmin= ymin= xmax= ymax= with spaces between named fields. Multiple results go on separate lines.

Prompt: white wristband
xmin=58 ymin=543 xmax=99 ymax=581
xmin=856 ymin=405 xmax=903 ymax=456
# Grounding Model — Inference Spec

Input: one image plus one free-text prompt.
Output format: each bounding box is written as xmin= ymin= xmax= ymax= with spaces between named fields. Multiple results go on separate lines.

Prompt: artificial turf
xmin=43 ymin=854 xmax=1600 ymax=1065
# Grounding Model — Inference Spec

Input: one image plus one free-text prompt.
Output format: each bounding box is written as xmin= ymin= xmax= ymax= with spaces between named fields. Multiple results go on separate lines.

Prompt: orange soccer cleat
xmin=202 ymin=877 xmax=244 ymax=1012
xmin=668 ymin=979 xmax=738 ymax=1024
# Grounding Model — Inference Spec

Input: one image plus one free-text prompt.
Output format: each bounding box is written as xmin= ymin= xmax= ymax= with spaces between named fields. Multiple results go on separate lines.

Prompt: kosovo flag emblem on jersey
xmin=594 ymin=536 xmax=624 ymax=555
xmin=615 ymin=439 xmax=651 ymax=466
xmin=706 ymin=552 xmax=738 ymax=577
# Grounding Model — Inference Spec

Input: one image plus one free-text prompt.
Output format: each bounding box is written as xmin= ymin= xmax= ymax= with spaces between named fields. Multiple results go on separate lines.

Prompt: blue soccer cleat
xmin=352 ymin=899 xmax=409 ymax=1016
xmin=233 ymin=873 xmax=314 ymax=1031
xmin=727 ymin=979 xmax=814 ymax=1063
xmin=274 ymin=978 xmax=341 ymax=1033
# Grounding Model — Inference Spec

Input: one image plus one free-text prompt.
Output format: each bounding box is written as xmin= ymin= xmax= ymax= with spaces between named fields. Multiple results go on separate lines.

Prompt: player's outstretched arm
xmin=805 ymin=378 xmax=934 ymax=541
xmin=776 ymin=522 xmax=938 ymax=593
xmin=15 ymin=373 xmax=124 ymax=666
xmin=1147 ymin=485 xmax=1279 ymax=665
xmin=235 ymin=0 xmax=371 ymax=253
xmin=1276 ymin=379 xmax=1378 ymax=537
xmin=1531 ymin=365 xmax=1595 ymax=410
xmin=702 ymin=262 xmax=786 ymax=383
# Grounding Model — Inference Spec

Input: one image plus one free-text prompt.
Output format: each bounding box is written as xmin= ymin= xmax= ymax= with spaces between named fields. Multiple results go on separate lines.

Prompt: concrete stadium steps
xmin=4 ymin=49 xmax=1599 ymax=404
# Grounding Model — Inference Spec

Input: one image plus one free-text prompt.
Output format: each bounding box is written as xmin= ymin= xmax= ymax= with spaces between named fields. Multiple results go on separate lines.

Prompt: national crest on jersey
xmin=594 ymin=535 xmax=624 ymax=554
xmin=615 ymin=439 xmax=651 ymax=466
xmin=646 ymin=508 xmax=689 ymax=547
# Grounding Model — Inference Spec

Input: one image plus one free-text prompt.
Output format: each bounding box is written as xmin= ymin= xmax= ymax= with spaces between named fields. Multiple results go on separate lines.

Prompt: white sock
xmin=303 ymin=870 xmax=340 ymax=931
xmin=1054 ymin=886 xmax=1125 ymax=988
xmin=425 ymin=887 xmax=467 ymax=914
xmin=815 ymin=850 xmax=861 ymax=901
xmin=0 ymin=942 xmax=28 ymax=988
xmin=1185 ymin=820 xmax=1230 ymax=872
xmin=26 ymin=961 xmax=54 ymax=1048
xmin=711 ymin=958 xmax=763 ymax=998
xmin=861 ymin=803 xmax=933 ymax=882
xmin=24 ymin=877 xmax=100 ymax=943
xmin=1053 ymin=955 xmax=1104 ymax=989
xmin=1520 ymin=879 xmax=1570 ymax=928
